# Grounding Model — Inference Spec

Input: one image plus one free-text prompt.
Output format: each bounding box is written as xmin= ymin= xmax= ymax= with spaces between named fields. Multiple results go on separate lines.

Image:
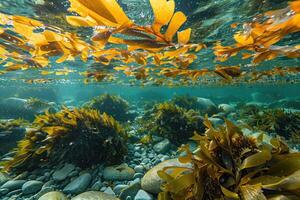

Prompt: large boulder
xmin=141 ymin=159 xmax=192 ymax=194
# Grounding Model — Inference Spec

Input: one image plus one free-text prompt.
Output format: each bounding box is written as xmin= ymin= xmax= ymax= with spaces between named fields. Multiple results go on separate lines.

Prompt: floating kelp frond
xmin=2 ymin=107 xmax=127 ymax=172
xmin=158 ymin=117 xmax=300 ymax=200
xmin=214 ymin=0 xmax=300 ymax=63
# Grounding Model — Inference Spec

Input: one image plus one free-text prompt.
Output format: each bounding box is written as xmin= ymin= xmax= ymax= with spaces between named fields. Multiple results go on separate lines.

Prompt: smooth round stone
xmin=141 ymin=159 xmax=192 ymax=194
xmin=133 ymin=173 xmax=143 ymax=179
xmin=119 ymin=182 xmax=141 ymax=200
xmin=153 ymin=139 xmax=171 ymax=154
xmin=134 ymin=189 xmax=153 ymax=200
xmin=38 ymin=191 xmax=68 ymax=200
xmin=71 ymin=191 xmax=119 ymax=200
xmin=113 ymin=184 xmax=127 ymax=195
xmin=103 ymin=164 xmax=135 ymax=181
xmin=134 ymin=166 xmax=144 ymax=174
xmin=22 ymin=180 xmax=43 ymax=194
xmin=0 ymin=180 xmax=26 ymax=191
xmin=52 ymin=164 xmax=75 ymax=182
xmin=63 ymin=173 xmax=92 ymax=194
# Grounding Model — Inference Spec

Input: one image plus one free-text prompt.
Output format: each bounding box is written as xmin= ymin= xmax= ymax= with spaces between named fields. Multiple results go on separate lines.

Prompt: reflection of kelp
xmin=158 ymin=117 xmax=300 ymax=200
xmin=248 ymin=109 xmax=300 ymax=143
xmin=2 ymin=107 xmax=127 ymax=172
xmin=142 ymin=102 xmax=204 ymax=145
xmin=0 ymin=0 xmax=298 ymax=86
xmin=85 ymin=94 xmax=131 ymax=122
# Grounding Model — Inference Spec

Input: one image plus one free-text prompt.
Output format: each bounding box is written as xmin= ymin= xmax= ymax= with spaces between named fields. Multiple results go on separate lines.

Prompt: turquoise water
xmin=0 ymin=0 xmax=299 ymax=200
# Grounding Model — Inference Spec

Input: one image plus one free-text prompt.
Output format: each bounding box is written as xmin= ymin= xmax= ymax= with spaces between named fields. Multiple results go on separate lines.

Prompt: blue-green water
xmin=0 ymin=0 xmax=299 ymax=200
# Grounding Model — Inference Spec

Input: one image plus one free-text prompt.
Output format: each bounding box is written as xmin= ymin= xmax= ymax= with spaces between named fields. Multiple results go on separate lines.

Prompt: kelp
xmin=158 ymin=117 xmax=300 ymax=200
xmin=214 ymin=0 xmax=300 ymax=64
xmin=171 ymin=94 xmax=201 ymax=111
xmin=142 ymin=102 xmax=205 ymax=145
xmin=2 ymin=107 xmax=127 ymax=172
xmin=84 ymin=94 xmax=131 ymax=122
xmin=247 ymin=109 xmax=300 ymax=144
xmin=0 ymin=119 xmax=28 ymax=132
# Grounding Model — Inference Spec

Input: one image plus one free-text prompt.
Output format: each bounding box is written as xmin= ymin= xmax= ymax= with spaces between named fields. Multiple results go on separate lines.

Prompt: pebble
xmin=134 ymin=189 xmax=153 ymax=200
xmin=134 ymin=165 xmax=144 ymax=174
xmin=63 ymin=173 xmax=92 ymax=194
xmin=104 ymin=187 xmax=115 ymax=195
xmin=113 ymin=184 xmax=127 ymax=195
xmin=0 ymin=180 xmax=26 ymax=191
xmin=22 ymin=180 xmax=43 ymax=195
xmin=119 ymin=182 xmax=141 ymax=200
xmin=52 ymin=163 xmax=75 ymax=182
xmin=91 ymin=180 xmax=102 ymax=191
xmin=133 ymin=173 xmax=143 ymax=179
xmin=103 ymin=164 xmax=135 ymax=181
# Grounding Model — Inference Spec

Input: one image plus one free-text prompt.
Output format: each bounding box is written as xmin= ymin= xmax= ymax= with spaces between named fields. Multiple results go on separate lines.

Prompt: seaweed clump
xmin=85 ymin=94 xmax=131 ymax=122
xmin=2 ymin=107 xmax=127 ymax=172
xmin=158 ymin=117 xmax=300 ymax=200
xmin=248 ymin=109 xmax=300 ymax=143
xmin=171 ymin=95 xmax=200 ymax=111
xmin=145 ymin=102 xmax=204 ymax=145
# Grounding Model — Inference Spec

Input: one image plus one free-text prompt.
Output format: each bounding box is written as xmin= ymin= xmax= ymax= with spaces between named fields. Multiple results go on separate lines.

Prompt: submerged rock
xmin=63 ymin=173 xmax=92 ymax=194
xmin=22 ymin=180 xmax=43 ymax=194
xmin=71 ymin=191 xmax=119 ymax=200
xmin=103 ymin=164 xmax=135 ymax=181
xmin=134 ymin=189 xmax=153 ymax=200
xmin=196 ymin=97 xmax=218 ymax=114
xmin=0 ymin=180 xmax=26 ymax=191
xmin=52 ymin=163 xmax=75 ymax=182
xmin=119 ymin=182 xmax=141 ymax=200
xmin=38 ymin=191 xmax=68 ymax=200
xmin=141 ymin=159 xmax=192 ymax=194
xmin=153 ymin=139 xmax=171 ymax=154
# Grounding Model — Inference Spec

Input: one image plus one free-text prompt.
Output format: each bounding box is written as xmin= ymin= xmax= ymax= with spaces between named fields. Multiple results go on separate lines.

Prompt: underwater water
xmin=0 ymin=0 xmax=300 ymax=200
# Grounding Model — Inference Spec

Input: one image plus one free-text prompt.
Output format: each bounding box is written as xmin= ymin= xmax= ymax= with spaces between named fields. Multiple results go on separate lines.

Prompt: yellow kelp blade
xmin=150 ymin=0 xmax=175 ymax=34
xmin=178 ymin=28 xmax=191 ymax=44
xmin=66 ymin=16 xmax=98 ymax=26
xmin=165 ymin=12 xmax=187 ymax=42
xmin=68 ymin=0 xmax=131 ymax=27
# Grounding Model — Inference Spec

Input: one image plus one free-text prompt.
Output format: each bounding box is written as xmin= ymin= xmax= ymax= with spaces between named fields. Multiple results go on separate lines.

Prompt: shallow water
xmin=0 ymin=0 xmax=299 ymax=200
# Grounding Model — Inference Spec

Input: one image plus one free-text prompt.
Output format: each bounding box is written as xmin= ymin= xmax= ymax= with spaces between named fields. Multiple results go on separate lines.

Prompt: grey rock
xmin=63 ymin=173 xmax=92 ymax=194
xmin=52 ymin=163 xmax=75 ymax=182
xmin=38 ymin=191 xmax=68 ymax=200
xmin=103 ymin=164 xmax=135 ymax=181
xmin=153 ymin=139 xmax=171 ymax=154
xmin=91 ymin=181 xmax=102 ymax=191
xmin=133 ymin=165 xmax=144 ymax=174
xmin=104 ymin=187 xmax=115 ymax=195
xmin=133 ymin=173 xmax=143 ymax=179
xmin=0 ymin=180 xmax=26 ymax=191
xmin=141 ymin=158 xmax=192 ymax=194
xmin=113 ymin=184 xmax=127 ymax=195
xmin=119 ymin=182 xmax=141 ymax=200
xmin=22 ymin=180 xmax=43 ymax=194
xmin=71 ymin=191 xmax=119 ymax=200
xmin=134 ymin=189 xmax=153 ymax=200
